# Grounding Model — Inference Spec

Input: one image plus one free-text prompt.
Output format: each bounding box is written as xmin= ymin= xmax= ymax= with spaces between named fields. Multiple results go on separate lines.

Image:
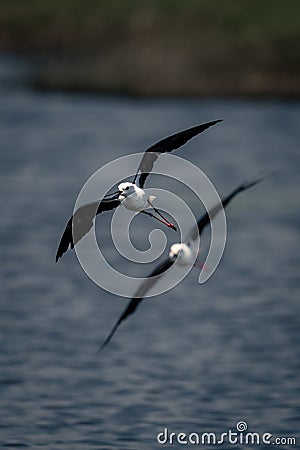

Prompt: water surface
xmin=0 ymin=58 xmax=299 ymax=449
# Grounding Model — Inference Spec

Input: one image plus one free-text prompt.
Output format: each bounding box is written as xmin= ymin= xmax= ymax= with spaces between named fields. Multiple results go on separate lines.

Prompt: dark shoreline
xmin=27 ymin=62 xmax=300 ymax=99
xmin=1 ymin=52 xmax=299 ymax=100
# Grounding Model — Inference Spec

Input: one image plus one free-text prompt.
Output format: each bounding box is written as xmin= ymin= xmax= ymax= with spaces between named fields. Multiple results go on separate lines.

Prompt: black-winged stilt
xmin=100 ymin=175 xmax=268 ymax=350
xmin=56 ymin=119 xmax=222 ymax=262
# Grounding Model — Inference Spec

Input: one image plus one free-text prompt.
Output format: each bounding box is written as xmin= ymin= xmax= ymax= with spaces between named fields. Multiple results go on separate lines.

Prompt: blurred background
xmin=0 ymin=0 xmax=300 ymax=96
xmin=0 ymin=1 xmax=299 ymax=449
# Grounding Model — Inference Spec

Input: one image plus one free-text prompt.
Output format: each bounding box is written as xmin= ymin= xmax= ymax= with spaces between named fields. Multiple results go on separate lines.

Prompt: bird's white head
xmin=169 ymin=243 xmax=193 ymax=265
xmin=118 ymin=182 xmax=137 ymax=197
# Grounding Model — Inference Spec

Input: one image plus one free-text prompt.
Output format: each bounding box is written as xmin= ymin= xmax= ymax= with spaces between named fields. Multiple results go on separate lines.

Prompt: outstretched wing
xmin=100 ymin=257 xmax=175 ymax=350
xmin=133 ymin=119 xmax=223 ymax=188
xmin=55 ymin=197 xmax=121 ymax=262
xmin=187 ymin=174 xmax=268 ymax=243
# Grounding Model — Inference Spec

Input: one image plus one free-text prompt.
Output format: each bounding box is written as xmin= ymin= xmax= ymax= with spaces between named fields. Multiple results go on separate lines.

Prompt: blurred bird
xmin=100 ymin=174 xmax=268 ymax=350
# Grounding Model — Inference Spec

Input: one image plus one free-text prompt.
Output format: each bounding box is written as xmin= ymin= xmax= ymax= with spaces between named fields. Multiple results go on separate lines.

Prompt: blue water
xmin=0 ymin=57 xmax=299 ymax=449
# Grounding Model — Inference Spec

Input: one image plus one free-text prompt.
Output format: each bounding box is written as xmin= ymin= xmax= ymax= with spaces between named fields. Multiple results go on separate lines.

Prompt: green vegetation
xmin=0 ymin=0 xmax=299 ymax=96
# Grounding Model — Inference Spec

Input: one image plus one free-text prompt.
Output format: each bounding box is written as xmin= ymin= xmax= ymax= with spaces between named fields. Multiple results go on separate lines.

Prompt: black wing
xmin=55 ymin=197 xmax=121 ymax=262
xmin=133 ymin=119 xmax=222 ymax=188
xmin=188 ymin=175 xmax=268 ymax=242
xmin=100 ymin=257 xmax=175 ymax=350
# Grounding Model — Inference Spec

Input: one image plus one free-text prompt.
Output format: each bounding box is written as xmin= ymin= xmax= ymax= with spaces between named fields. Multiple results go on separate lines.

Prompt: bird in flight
xmin=100 ymin=175 xmax=268 ymax=350
xmin=56 ymin=119 xmax=222 ymax=262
